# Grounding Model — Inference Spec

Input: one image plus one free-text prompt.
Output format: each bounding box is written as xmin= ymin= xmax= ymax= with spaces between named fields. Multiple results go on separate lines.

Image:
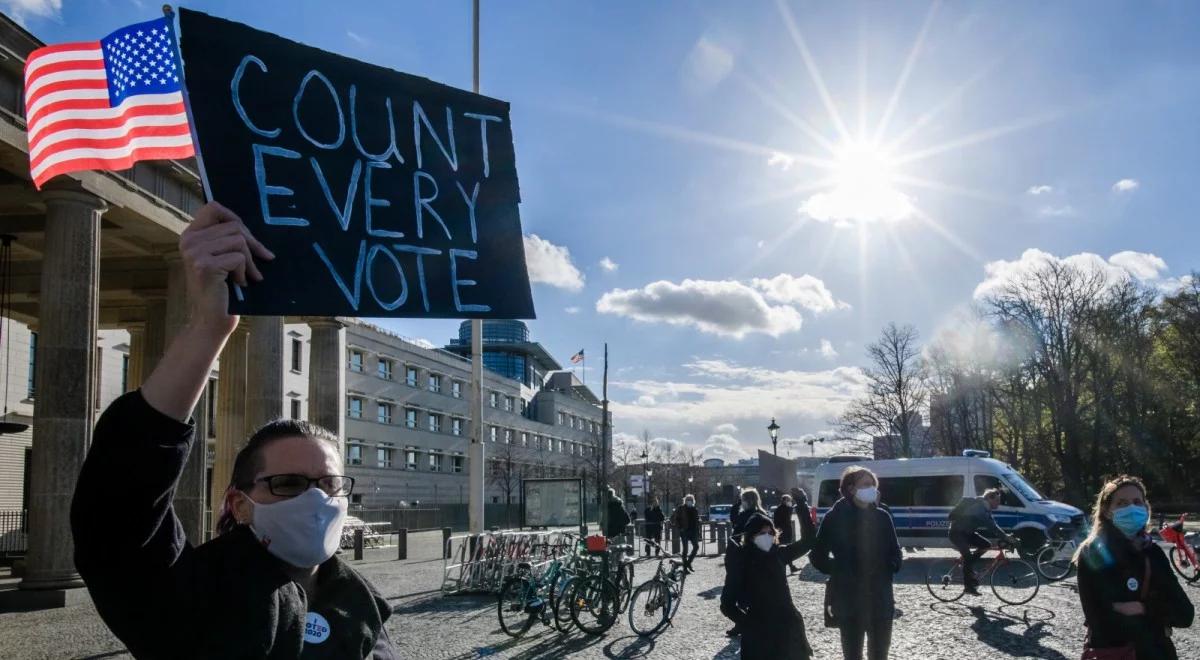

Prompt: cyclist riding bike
xmin=948 ymin=488 xmax=1017 ymax=596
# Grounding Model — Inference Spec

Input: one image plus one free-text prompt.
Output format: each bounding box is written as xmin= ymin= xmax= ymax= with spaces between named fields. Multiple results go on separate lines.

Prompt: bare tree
xmin=839 ymin=323 xmax=929 ymax=457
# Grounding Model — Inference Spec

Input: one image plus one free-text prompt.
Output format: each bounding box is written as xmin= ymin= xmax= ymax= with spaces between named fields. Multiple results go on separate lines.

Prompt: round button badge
xmin=304 ymin=612 xmax=331 ymax=644
xmin=1127 ymin=577 xmax=1139 ymax=592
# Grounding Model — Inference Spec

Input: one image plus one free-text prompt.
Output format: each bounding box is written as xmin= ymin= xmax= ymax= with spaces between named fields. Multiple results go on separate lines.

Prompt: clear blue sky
xmin=14 ymin=0 xmax=1200 ymax=460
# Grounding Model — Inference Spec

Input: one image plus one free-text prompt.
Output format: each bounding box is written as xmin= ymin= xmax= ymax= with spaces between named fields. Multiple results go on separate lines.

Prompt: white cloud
xmin=767 ymin=151 xmax=796 ymax=171
xmin=973 ymin=248 xmax=1172 ymax=299
xmin=681 ymin=37 xmax=733 ymax=94
xmin=703 ymin=434 xmax=750 ymax=462
xmin=750 ymin=274 xmax=850 ymax=313
xmin=599 ymin=257 xmax=619 ymax=272
xmin=1112 ymin=178 xmax=1140 ymax=193
xmin=524 ymin=234 xmax=584 ymax=292
xmin=1037 ymin=205 xmax=1076 ymax=217
xmin=714 ymin=423 xmax=739 ymax=434
xmin=818 ymin=339 xmax=839 ymax=359
xmin=346 ymin=30 xmax=371 ymax=46
xmin=636 ymin=394 xmax=657 ymax=406
xmin=1027 ymin=185 xmax=1053 ymax=195
xmin=564 ymin=306 xmax=581 ymax=315
xmin=596 ymin=278 xmax=804 ymax=338
xmin=0 ymin=0 xmax=60 ymax=23
xmin=800 ymin=186 xmax=915 ymax=225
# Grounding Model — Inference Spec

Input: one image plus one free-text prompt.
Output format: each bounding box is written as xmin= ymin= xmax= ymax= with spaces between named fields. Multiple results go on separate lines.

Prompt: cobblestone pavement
xmin=3 ymin=531 xmax=1199 ymax=659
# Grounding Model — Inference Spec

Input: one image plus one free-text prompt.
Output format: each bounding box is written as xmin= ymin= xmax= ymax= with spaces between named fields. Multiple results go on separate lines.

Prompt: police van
xmin=813 ymin=451 xmax=1084 ymax=553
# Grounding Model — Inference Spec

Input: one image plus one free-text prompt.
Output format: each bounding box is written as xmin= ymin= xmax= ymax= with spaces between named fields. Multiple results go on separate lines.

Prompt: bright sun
xmin=800 ymin=140 xmax=915 ymax=226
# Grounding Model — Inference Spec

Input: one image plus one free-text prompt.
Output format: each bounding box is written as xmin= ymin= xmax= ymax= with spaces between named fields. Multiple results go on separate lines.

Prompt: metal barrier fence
xmin=1 ymin=510 xmax=27 ymax=555
xmin=441 ymin=530 xmax=573 ymax=595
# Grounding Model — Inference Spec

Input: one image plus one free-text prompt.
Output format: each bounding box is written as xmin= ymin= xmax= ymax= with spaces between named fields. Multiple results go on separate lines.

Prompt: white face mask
xmin=685 ymin=500 xmax=695 ymax=507
xmin=854 ymin=487 xmax=878 ymax=504
xmin=249 ymin=487 xmax=348 ymax=568
xmin=753 ymin=533 xmax=774 ymax=552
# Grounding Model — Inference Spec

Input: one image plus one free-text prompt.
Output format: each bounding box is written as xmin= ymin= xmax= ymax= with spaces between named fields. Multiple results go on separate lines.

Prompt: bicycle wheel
xmin=991 ymin=558 xmax=1040 ymax=605
xmin=1035 ymin=545 xmax=1074 ymax=582
xmin=628 ymin=580 xmax=670 ymax=636
xmin=616 ymin=562 xmax=634 ymax=613
xmin=497 ymin=577 xmax=537 ymax=638
xmin=667 ymin=569 xmax=686 ymax=620
xmin=553 ymin=577 xmax=577 ymax=633
xmin=1169 ymin=547 xmax=1200 ymax=583
xmin=925 ymin=557 xmax=966 ymax=602
xmin=569 ymin=576 xmax=620 ymax=636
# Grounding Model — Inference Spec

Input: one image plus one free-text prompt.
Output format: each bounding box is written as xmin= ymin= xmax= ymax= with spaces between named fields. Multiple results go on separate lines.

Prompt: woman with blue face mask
xmin=71 ymin=203 xmax=395 ymax=659
xmin=1074 ymin=475 xmax=1193 ymax=660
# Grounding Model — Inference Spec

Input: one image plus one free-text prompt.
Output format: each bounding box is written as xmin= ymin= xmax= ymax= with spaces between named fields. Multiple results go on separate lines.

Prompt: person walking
xmin=773 ymin=493 xmax=800 ymax=574
xmin=811 ymin=466 xmax=901 ymax=660
xmin=720 ymin=497 xmax=817 ymax=659
xmin=732 ymin=488 xmax=768 ymax=542
xmin=643 ymin=498 xmax=665 ymax=557
xmin=70 ymin=203 xmax=395 ymax=659
xmin=948 ymin=488 xmax=1017 ymax=596
xmin=671 ymin=494 xmax=701 ymax=572
xmin=1075 ymin=475 xmax=1193 ymax=660
xmin=604 ymin=487 xmax=631 ymax=540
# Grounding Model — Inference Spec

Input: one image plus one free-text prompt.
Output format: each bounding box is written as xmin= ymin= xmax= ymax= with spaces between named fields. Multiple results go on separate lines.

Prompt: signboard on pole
xmin=177 ymin=9 xmax=534 ymax=318
xmin=629 ymin=474 xmax=644 ymax=496
xmin=522 ymin=478 xmax=583 ymax=528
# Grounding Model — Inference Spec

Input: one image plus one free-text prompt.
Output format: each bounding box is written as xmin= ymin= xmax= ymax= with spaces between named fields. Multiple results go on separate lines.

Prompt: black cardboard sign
xmin=178 ymin=9 xmax=534 ymax=319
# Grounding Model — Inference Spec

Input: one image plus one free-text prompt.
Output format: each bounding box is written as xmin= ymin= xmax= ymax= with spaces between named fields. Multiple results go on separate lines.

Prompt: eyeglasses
xmin=254 ymin=474 xmax=355 ymax=498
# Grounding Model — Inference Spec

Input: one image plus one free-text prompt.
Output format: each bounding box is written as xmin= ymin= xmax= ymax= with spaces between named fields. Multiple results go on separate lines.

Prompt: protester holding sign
xmin=71 ymin=203 xmax=396 ymax=659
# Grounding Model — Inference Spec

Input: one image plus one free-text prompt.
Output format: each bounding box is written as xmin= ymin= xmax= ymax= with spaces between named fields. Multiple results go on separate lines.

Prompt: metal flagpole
xmin=467 ymin=0 xmax=486 ymax=537
xmin=598 ymin=343 xmax=609 ymax=535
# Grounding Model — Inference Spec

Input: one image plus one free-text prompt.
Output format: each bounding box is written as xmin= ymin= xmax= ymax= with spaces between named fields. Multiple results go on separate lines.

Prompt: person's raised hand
xmin=178 ymin=202 xmax=274 ymax=337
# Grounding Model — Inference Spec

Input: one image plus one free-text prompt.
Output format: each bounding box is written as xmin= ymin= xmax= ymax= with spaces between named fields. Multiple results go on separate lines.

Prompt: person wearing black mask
xmin=671 ymin=494 xmax=701 ymax=572
xmin=1075 ymin=475 xmax=1193 ymax=659
xmin=811 ymin=466 xmax=901 ymax=660
xmin=643 ymin=498 xmax=665 ymax=557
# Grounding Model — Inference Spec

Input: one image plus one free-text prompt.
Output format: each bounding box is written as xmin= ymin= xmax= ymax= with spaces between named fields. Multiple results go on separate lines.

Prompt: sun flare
xmin=800 ymin=140 xmax=915 ymax=225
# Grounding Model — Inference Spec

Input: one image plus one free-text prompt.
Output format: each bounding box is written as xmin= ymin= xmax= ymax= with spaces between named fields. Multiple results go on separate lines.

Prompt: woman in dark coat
xmin=811 ymin=466 xmax=901 ymax=660
xmin=70 ymin=203 xmax=394 ymax=659
xmin=773 ymin=493 xmax=799 ymax=574
xmin=643 ymin=498 xmax=665 ymax=557
xmin=1075 ymin=475 xmax=1193 ymax=660
xmin=721 ymin=497 xmax=817 ymax=660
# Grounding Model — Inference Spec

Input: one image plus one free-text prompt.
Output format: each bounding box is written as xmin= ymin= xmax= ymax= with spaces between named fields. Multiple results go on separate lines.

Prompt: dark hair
xmin=839 ymin=465 xmax=877 ymax=499
xmin=214 ymin=418 xmax=341 ymax=536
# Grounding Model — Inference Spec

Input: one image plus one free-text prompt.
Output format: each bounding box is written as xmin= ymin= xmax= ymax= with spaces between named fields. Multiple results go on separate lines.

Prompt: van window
xmin=818 ymin=480 xmax=841 ymax=507
xmin=878 ymin=476 xmax=963 ymax=507
xmin=974 ymin=475 xmax=1025 ymax=508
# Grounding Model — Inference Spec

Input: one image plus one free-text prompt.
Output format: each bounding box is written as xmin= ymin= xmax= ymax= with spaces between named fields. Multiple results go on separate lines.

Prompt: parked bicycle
xmin=496 ymin=538 xmax=578 ymax=638
xmin=628 ymin=539 xmax=687 ymax=636
xmin=926 ymin=542 xmax=1040 ymax=604
xmin=1159 ymin=513 xmax=1200 ymax=583
xmin=561 ymin=538 xmax=634 ymax=636
xmin=1034 ymin=522 xmax=1087 ymax=582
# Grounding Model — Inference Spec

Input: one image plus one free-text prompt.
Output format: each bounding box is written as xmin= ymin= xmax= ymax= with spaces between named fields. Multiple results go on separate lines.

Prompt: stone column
xmin=125 ymin=323 xmax=146 ymax=392
xmin=141 ymin=299 xmax=167 ymax=378
xmin=306 ymin=318 xmax=345 ymax=451
xmin=163 ymin=257 xmax=206 ymax=543
xmin=20 ymin=187 xmax=105 ymax=591
xmin=210 ymin=323 xmax=248 ymax=531
xmin=244 ymin=316 xmax=283 ymax=435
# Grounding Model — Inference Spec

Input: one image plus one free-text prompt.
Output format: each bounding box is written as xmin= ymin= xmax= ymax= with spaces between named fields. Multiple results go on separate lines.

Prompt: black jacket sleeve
xmin=881 ymin=508 xmax=903 ymax=573
xmin=1146 ymin=545 xmax=1195 ymax=630
xmin=70 ymin=390 xmax=197 ymax=659
xmin=719 ymin=542 xmax=747 ymax=625
xmin=780 ymin=501 xmax=818 ymax=564
xmin=809 ymin=503 xmax=836 ymax=575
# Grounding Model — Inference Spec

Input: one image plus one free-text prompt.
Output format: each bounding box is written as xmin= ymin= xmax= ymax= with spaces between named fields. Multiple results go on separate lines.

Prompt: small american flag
xmin=23 ymin=17 xmax=194 ymax=189
xmin=570 ymin=349 xmax=585 ymax=364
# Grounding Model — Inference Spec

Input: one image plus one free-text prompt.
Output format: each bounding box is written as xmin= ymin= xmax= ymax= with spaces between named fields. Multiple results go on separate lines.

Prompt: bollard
xmin=353 ymin=528 xmax=364 ymax=561
xmin=671 ymin=526 xmax=681 ymax=555
xmin=397 ymin=528 xmax=408 ymax=560
xmin=579 ymin=524 xmax=588 ymax=540
xmin=442 ymin=527 xmax=453 ymax=560
xmin=716 ymin=522 xmax=728 ymax=554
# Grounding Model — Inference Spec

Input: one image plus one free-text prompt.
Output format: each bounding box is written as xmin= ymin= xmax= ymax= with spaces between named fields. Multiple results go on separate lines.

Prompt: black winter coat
xmin=605 ymin=498 xmax=631 ymax=538
xmin=71 ymin=391 xmax=394 ymax=659
xmin=773 ymin=503 xmax=796 ymax=543
xmin=721 ymin=502 xmax=818 ymax=659
xmin=1077 ymin=526 xmax=1194 ymax=660
xmin=671 ymin=504 xmax=700 ymax=536
xmin=732 ymin=507 xmax=768 ymax=540
xmin=644 ymin=506 xmax=665 ymax=536
xmin=810 ymin=498 xmax=902 ymax=626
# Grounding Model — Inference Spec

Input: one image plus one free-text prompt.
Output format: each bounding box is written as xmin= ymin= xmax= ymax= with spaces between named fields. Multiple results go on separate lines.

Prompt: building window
xmin=406 ymin=366 xmax=418 ymax=386
xmin=291 ymin=338 xmax=303 ymax=372
xmin=405 ymin=448 xmax=418 ymax=470
xmin=347 ymin=396 xmax=364 ymax=419
xmin=290 ymin=398 xmax=302 ymax=420
xmin=521 ymin=432 xmax=529 ymax=448
xmin=348 ymin=349 xmax=364 ymax=372
xmin=504 ymin=428 xmax=513 ymax=444
xmin=534 ymin=435 xmax=542 ymax=450
xmin=504 ymin=396 xmax=514 ymax=412
xmin=120 ymin=354 xmax=130 ymax=393
xmin=489 ymin=391 xmax=499 ymax=408
xmin=405 ymin=408 xmax=417 ymax=429
xmin=377 ymin=443 xmax=394 ymax=468
xmin=429 ymin=453 xmax=444 ymax=472
xmin=429 ymin=413 xmax=442 ymax=433
xmin=451 ymin=454 xmax=464 ymax=473
xmin=451 ymin=418 xmax=463 ymax=436
xmin=451 ymin=381 xmax=462 ymax=398
xmin=206 ymin=379 xmax=218 ymax=438
xmin=489 ymin=426 xmax=497 ymax=442
xmin=377 ymin=402 xmax=393 ymax=424
xmin=347 ymin=443 xmax=363 ymax=465
xmin=558 ymin=412 xmax=566 ymax=426
xmin=378 ymin=358 xmax=393 ymax=380
xmin=27 ymin=331 xmax=36 ymax=398
xmin=428 ymin=374 xmax=442 ymax=393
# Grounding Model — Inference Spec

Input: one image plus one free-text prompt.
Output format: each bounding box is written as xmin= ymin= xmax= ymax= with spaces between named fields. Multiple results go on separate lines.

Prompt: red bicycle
xmin=1160 ymin=514 xmax=1200 ymax=583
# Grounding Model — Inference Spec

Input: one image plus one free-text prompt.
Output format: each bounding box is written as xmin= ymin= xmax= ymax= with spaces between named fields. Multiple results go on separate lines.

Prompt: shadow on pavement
xmin=712 ymin=637 xmax=740 ymax=659
xmin=998 ymin=603 xmax=1057 ymax=623
xmin=967 ymin=604 xmax=1068 ymax=660
xmin=603 ymin=633 xmax=655 ymax=659
xmin=696 ymin=586 xmax=722 ymax=601
xmin=392 ymin=593 xmax=492 ymax=616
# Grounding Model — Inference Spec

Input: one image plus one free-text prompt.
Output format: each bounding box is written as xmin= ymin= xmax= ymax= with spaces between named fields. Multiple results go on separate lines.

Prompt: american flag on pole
xmin=570 ymin=349 xmax=585 ymax=364
xmin=23 ymin=17 xmax=194 ymax=189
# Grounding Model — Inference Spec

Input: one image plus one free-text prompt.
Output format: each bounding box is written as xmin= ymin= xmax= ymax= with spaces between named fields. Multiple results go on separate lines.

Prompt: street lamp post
xmin=640 ymin=447 xmax=649 ymax=510
xmin=767 ymin=418 xmax=781 ymax=455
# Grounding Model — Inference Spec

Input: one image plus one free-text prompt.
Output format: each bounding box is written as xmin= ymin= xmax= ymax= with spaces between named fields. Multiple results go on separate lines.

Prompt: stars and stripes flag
xmin=23 ymin=17 xmax=194 ymax=189
xmin=570 ymin=349 xmax=585 ymax=364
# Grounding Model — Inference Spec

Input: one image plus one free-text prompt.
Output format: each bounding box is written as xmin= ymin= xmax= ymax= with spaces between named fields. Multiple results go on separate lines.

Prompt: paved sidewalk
xmin=2 ymin=532 xmax=1198 ymax=659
